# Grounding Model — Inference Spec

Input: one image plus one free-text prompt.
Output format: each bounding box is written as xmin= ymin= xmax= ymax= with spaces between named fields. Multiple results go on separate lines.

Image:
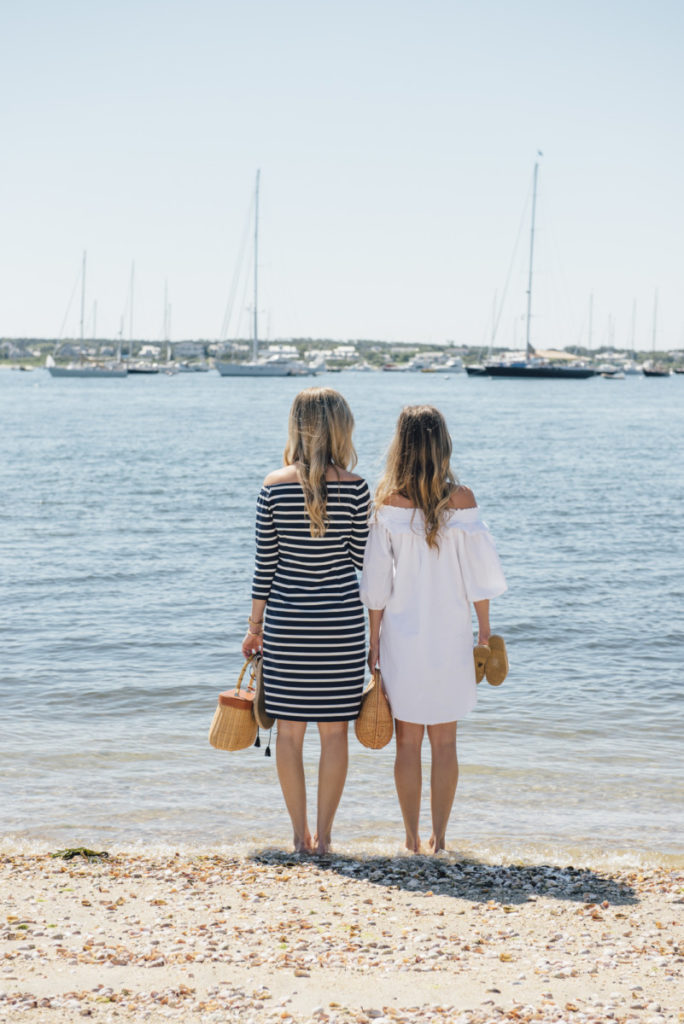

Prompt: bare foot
xmin=313 ymin=832 xmax=333 ymax=856
xmin=429 ymin=834 xmax=447 ymax=854
xmin=404 ymin=836 xmax=423 ymax=854
xmin=293 ymin=832 xmax=313 ymax=854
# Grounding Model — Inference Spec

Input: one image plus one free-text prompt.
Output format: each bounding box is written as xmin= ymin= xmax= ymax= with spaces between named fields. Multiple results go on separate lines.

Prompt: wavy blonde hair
xmin=375 ymin=405 xmax=458 ymax=549
xmin=284 ymin=388 xmax=357 ymax=538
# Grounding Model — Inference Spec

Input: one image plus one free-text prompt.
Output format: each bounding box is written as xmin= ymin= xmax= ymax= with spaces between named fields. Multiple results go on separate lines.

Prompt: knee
xmin=319 ymin=722 xmax=348 ymax=746
xmin=395 ymin=724 xmax=424 ymax=752
xmin=429 ymin=735 xmax=457 ymax=757
xmin=277 ymin=724 xmax=305 ymax=751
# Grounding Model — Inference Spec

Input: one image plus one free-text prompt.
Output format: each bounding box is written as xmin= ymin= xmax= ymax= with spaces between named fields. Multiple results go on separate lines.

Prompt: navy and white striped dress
xmin=251 ymin=478 xmax=370 ymax=721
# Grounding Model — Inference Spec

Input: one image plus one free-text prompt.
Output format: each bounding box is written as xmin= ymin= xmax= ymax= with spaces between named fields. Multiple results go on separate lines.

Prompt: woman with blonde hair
xmin=243 ymin=387 xmax=370 ymax=855
xmin=360 ymin=405 xmax=506 ymax=854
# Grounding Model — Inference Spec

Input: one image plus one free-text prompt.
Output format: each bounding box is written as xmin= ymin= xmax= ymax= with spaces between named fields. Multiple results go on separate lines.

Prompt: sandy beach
xmin=1 ymin=849 xmax=682 ymax=1024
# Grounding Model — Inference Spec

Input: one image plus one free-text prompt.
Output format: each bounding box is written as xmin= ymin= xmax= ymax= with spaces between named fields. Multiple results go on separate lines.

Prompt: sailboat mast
xmin=129 ymin=261 xmax=135 ymax=359
xmin=630 ymin=299 xmax=637 ymax=355
xmin=80 ymin=251 xmax=87 ymax=346
xmin=652 ymin=290 xmax=658 ymax=353
xmin=253 ymin=170 xmax=260 ymax=362
xmin=488 ymin=290 xmax=497 ymax=358
xmin=525 ymin=162 xmax=539 ymax=359
xmin=164 ymin=278 xmax=171 ymax=362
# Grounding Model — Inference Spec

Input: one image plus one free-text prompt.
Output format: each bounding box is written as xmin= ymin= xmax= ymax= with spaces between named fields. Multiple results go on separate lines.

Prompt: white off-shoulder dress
xmin=359 ymin=505 xmax=507 ymax=725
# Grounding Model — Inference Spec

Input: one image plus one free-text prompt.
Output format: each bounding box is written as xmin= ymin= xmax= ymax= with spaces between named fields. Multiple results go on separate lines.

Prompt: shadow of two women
xmin=249 ymin=849 xmax=638 ymax=907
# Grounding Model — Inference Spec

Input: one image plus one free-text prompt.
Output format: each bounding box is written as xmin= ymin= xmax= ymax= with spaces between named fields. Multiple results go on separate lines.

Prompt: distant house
xmin=55 ymin=343 xmax=83 ymax=359
xmin=0 ymin=341 xmax=25 ymax=359
xmin=265 ymin=344 xmax=299 ymax=357
xmin=328 ymin=345 xmax=358 ymax=362
xmin=170 ymin=341 xmax=206 ymax=359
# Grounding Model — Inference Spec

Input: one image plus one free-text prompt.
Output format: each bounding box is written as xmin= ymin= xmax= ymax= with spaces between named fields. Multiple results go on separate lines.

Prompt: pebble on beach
xmin=0 ymin=851 xmax=682 ymax=1023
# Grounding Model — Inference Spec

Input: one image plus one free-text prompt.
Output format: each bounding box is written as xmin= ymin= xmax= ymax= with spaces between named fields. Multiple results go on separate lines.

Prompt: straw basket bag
xmin=355 ymin=669 xmax=393 ymax=749
xmin=209 ymin=655 xmax=259 ymax=751
xmin=473 ymin=634 xmax=509 ymax=686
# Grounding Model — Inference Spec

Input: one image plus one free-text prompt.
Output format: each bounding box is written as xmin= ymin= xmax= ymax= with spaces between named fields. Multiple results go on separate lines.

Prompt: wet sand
xmin=1 ymin=850 xmax=682 ymax=1023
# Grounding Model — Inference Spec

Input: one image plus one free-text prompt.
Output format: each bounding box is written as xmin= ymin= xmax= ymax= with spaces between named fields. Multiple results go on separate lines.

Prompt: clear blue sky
xmin=2 ymin=0 xmax=682 ymax=349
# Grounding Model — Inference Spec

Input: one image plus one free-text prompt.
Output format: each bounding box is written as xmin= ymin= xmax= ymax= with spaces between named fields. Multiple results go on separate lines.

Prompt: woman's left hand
xmin=241 ymin=630 xmax=263 ymax=659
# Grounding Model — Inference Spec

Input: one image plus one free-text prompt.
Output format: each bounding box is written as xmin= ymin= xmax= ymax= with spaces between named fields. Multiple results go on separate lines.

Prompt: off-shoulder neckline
xmin=263 ymin=479 xmax=367 ymax=489
xmin=376 ymin=504 xmax=480 ymax=518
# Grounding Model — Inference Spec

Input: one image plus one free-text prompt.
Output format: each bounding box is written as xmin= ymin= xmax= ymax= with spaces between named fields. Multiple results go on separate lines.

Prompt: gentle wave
xmin=1 ymin=370 xmax=683 ymax=857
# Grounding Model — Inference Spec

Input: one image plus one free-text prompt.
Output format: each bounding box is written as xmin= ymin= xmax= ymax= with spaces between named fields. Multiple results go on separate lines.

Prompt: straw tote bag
xmin=209 ymin=655 xmax=260 ymax=751
xmin=355 ymin=669 xmax=394 ymax=749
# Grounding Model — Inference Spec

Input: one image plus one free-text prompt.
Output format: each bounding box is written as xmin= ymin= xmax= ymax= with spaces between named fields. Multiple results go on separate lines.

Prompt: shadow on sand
xmin=249 ymin=849 xmax=638 ymax=906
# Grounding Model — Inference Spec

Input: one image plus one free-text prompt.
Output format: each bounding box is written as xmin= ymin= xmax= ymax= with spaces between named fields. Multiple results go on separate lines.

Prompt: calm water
xmin=1 ymin=368 xmax=683 ymax=865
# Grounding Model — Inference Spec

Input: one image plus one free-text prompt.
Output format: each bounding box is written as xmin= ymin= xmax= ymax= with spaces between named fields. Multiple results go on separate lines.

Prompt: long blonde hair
xmin=375 ymin=405 xmax=458 ymax=549
xmin=284 ymin=388 xmax=357 ymax=537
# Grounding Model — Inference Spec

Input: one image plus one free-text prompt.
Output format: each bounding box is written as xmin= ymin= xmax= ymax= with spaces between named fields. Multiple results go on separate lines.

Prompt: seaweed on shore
xmin=50 ymin=847 xmax=109 ymax=861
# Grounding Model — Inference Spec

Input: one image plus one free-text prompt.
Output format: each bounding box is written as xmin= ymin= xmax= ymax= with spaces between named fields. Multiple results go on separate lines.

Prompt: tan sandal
xmin=473 ymin=643 xmax=490 ymax=684
xmin=485 ymin=634 xmax=508 ymax=686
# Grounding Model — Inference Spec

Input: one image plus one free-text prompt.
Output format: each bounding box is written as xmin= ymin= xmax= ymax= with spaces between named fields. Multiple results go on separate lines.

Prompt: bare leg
xmin=394 ymin=720 xmax=425 ymax=852
xmin=427 ymin=721 xmax=458 ymax=853
xmin=275 ymin=720 xmax=312 ymax=852
xmin=314 ymin=721 xmax=348 ymax=855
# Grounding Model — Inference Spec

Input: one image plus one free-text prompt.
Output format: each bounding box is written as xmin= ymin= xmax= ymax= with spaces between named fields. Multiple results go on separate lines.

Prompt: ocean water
xmin=1 ymin=368 xmax=683 ymax=866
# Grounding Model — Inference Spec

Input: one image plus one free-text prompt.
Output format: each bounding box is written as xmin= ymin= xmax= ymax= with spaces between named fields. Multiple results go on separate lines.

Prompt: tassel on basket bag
xmin=209 ymin=655 xmax=260 ymax=751
xmin=355 ymin=669 xmax=394 ymax=749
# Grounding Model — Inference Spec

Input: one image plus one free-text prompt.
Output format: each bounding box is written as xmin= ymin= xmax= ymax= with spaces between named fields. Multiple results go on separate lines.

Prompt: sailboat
xmin=484 ymin=160 xmax=596 ymax=380
xmin=47 ymin=253 xmax=127 ymax=378
xmin=642 ymin=291 xmax=670 ymax=376
xmin=215 ymin=172 xmax=313 ymax=378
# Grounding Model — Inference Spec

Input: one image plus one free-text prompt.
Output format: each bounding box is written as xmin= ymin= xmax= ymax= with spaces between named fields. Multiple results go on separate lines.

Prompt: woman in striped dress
xmin=242 ymin=388 xmax=370 ymax=855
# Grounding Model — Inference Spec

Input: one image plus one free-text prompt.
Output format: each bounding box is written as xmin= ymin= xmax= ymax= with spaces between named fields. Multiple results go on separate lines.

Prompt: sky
xmin=1 ymin=0 xmax=683 ymax=349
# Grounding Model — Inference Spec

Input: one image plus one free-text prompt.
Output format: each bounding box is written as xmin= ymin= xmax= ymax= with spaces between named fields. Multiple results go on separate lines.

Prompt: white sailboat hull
xmin=215 ymin=360 xmax=292 ymax=377
xmin=215 ymin=360 xmax=302 ymax=377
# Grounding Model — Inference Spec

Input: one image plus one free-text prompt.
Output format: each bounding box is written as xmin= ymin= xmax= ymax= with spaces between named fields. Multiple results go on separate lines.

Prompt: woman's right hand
xmin=241 ymin=630 xmax=263 ymax=659
xmin=367 ymin=642 xmax=380 ymax=672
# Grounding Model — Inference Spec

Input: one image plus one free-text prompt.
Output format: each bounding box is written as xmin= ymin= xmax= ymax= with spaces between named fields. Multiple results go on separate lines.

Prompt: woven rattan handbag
xmin=209 ymin=655 xmax=259 ymax=751
xmin=355 ymin=669 xmax=393 ymax=749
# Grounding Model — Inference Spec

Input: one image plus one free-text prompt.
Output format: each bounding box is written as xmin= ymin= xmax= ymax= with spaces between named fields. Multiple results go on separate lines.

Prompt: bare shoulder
xmin=327 ymin=467 xmax=363 ymax=482
xmin=448 ymin=485 xmax=477 ymax=509
xmin=383 ymin=492 xmax=413 ymax=508
xmin=263 ymin=466 xmax=299 ymax=486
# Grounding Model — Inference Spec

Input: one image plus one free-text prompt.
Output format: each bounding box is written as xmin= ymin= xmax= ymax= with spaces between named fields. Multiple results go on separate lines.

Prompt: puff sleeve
xmin=359 ymin=519 xmax=395 ymax=610
xmin=455 ymin=518 xmax=507 ymax=603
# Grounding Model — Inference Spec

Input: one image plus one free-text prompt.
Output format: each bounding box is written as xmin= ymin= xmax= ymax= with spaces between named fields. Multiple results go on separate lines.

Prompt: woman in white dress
xmin=360 ymin=405 xmax=506 ymax=854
